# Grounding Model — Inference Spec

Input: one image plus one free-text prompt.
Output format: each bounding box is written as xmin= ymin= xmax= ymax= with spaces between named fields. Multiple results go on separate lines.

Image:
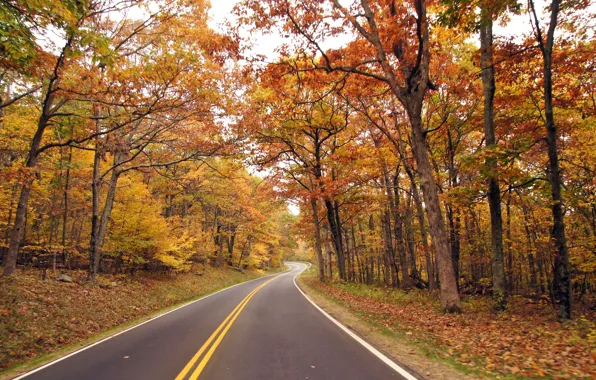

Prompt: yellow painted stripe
xmin=174 ymin=287 xmax=257 ymax=380
xmin=176 ymin=274 xmax=283 ymax=380
xmin=188 ymin=280 xmax=266 ymax=380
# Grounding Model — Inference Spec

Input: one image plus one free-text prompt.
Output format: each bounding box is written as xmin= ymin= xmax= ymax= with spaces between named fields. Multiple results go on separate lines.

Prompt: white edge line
xmin=13 ymin=269 xmax=288 ymax=380
xmin=292 ymin=263 xmax=419 ymax=380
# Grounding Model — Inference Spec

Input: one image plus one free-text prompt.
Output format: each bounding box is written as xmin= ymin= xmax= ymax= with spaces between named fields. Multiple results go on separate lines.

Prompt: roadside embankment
xmin=0 ymin=266 xmax=281 ymax=375
xmin=298 ymin=267 xmax=595 ymax=380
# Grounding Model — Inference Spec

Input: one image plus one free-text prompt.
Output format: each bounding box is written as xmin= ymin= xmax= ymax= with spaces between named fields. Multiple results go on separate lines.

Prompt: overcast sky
xmin=206 ymin=0 xmax=562 ymax=60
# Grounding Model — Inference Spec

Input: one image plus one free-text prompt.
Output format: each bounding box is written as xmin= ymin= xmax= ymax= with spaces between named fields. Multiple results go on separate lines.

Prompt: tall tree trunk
xmin=87 ymin=134 xmax=101 ymax=283
xmin=505 ymin=188 xmax=514 ymax=292
xmin=381 ymin=168 xmax=407 ymax=288
xmin=311 ymin=199 xmax=325 ymax=281
xmin=446 ymin=129 xmax=461 ymax=292
xmin=465 ymin=212 xmax=479 ymax=285
xmin=228 ymin=230 xmax=236 ymax=263
xmin=62 ymin=145 xmax=72 ymax=265
xmin=480 ymin=9 xmax=506 ymax=308
xmin=2 ymin=37 xmax=69 ymax=277
xmin=325 ymin=198 xmax=346 ymax=280
xmin=351 ymin=227 xmax=362 ymax=283
xmin=530 ymin=0 xmax=570 ymax=319
xmin=406 ymin=102 xmax=462 ymax=312
xmin=447 ymin=206 xmax=461 ymax=291
xmin=519 ymin=191 xmax=540 ymax=295
xmin=326 ymin=235 xmax=333 ymax=279
xmin=3 ymin=117 xmax=49 ymax=276
xmin=380 ymin=212 xmax=393 ymax=286
xmin=392 ymin=171 xmax=411 ymax=289
xmin=407 ymin=172 xmax=435 ymax=289
xmin=92 ymin=158 xmax=123 ymax=279
xmin=405 ymin=192 xmax=421 ymax=286
xmin=88 ymin=122 xmax=102 ymax=283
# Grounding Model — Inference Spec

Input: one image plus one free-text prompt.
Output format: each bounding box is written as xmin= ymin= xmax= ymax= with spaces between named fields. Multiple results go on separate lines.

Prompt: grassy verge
xmin=0 ymin=265 xmax=283 ymax=378
xmin=297 ymin=266 xmax=595 ymax=380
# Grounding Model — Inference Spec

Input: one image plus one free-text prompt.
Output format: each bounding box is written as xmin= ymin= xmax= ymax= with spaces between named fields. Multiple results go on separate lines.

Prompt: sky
xmin=206 ymin=0 xmax=563 ymax=59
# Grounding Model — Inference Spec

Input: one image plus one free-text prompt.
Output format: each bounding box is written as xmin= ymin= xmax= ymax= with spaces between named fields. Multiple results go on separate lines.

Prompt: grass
xmin=0 ymin=265 xmax=284 ymax=378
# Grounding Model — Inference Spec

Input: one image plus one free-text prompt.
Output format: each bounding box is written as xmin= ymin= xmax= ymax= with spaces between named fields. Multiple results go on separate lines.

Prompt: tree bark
xmin=311 ymin=199 xmax=326 ymax=281
xmin=404 ymin=191 xmax=421 ymax=286
xmin=406 ymin=102 xmax=461 ymax=312
xmin=480 ymin=8 xmax=506 ymax=308
xmin=62 ymin=145 xmax=72 ymax=265
xmin=92 ymin=158 xmax=123 ymax=279
xmin=88 ymin=120 xmax=102 ymax=283
xmin=3 ymin=36 xmax=70 ymax=277
xmin=506 ymin=188 xmax=514 ymax=292
xmin=407 ymin=172 xmax=435 ymax=289
xmin=325 ymin=198 xmax=346 ymax=280
xmin=392 ymin=171 xmax=411 ymax=289
xmin=445 ymin=128 xmax=461 ymax=292
xmin=530 ymin=0 xmax=570 ymax=319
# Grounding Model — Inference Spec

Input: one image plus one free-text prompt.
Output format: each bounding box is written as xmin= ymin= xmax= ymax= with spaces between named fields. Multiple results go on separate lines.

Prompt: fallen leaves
xmin=303 ymin=276 xmax=596 ymax=379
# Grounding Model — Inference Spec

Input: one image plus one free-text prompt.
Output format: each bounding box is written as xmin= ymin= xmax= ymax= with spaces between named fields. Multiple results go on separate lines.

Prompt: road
xmin=18 ymin=263 xmax=416 ymax=380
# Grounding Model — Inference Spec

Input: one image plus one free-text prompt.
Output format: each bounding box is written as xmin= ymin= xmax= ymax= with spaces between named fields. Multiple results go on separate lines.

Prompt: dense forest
xmin=235 ymin=0 xmax=595 ymax=320
xmin=0 ymin=0 xmax=292 ymax=283
xmin=1 ymin=0 xmax=595 ymax=323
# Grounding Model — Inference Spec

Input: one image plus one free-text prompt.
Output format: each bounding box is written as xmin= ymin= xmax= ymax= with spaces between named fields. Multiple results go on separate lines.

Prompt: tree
xmin=244 ymin=62 xmax=351 ymax=281
xmin=239 ymin=0 xmax=462 ymax=312
xmin=528 ymin=0 xmax=570 ymax=319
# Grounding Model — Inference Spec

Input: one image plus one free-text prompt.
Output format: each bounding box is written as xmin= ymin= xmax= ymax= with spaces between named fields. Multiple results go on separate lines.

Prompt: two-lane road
xmin=18 ymin=263 xmax=417 ymax=380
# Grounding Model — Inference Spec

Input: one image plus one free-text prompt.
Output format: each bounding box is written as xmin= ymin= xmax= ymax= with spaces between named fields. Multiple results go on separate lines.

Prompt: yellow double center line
xmin=175 ymin=273 xmax=285 ymax=380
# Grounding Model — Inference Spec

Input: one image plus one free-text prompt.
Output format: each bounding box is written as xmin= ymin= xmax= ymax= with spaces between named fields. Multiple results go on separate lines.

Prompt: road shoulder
xmin=296 ymin=273 xmax=478 ymax=380
xmin=1 ymin=266 xmax=286 ymax=380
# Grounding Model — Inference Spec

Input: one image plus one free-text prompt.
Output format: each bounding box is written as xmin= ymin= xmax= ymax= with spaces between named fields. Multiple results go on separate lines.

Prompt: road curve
xmin=17 ymin=263 xmax=416 ymax=380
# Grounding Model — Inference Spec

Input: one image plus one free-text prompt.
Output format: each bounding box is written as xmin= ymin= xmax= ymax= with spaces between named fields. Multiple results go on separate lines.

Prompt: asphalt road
xmin=18 ymin=263 xmax=416 ymax=380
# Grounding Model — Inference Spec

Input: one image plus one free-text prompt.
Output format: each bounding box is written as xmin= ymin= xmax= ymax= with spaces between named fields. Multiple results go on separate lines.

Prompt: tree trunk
xmin=408 ymin=172 xmax=435 ymax=289
xmin=2 ymin=36 xmax=72 ymax=277
xmin=311 ymin=199 xmax=325 ymax=281
xmin=392 ymin=171 xmax=411 ymax=289
xmin=325 ymin=198 xmax=346 ymax=280
xmin=446 ymin=129 xmax=461 ymax=292
xmin=62 ymin=145 xmax=72 ymax=265
xmin=406 ymin=101 xmax=461 ymax=312
xmin=519 ymin=191 xmax=540 ymax=295
xmin=405 ymin=192 xmax=421 ymax=285
xmin=506 ymin=188 xmax=514 ymax=292
xmin=2 ymin=111 xmax=50 ymax=276
xmin=531 ymin=0 xmax=570 ymax=319
xmin=88 ymin=118 xmax=102 ymax=283
xmin=93 ymin=161 xmax=123 ymax=278
xmin=480 ymin=9 xmax=506 ymax=308
xmin=228 ymin=230 xmax=236 ymax=263
xmin=4 ymin=185 xmax=18 ymax=245
xmin=380 ymin=212 xmax=393 ymax=286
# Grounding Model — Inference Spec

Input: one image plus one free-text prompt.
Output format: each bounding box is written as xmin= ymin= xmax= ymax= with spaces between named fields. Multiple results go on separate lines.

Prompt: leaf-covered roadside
xmin=0 ymin=267 xmax=275 ymax=372
xmin=301 ymin=273 xmax=596 ymax=379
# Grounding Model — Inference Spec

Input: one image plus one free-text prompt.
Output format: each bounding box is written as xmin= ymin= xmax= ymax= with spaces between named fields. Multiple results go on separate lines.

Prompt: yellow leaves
xmin=106 ymin=174 xmax=171 ymax=260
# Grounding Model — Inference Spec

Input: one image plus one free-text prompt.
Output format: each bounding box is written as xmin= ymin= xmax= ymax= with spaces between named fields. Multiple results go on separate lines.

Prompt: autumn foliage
xmin=234 ymin=0 xmax=596 ymax=320
xmin=0 ymin=0 xmax=292 ymax=279
xmin=0 ymin=0 xmax=595 ymax=374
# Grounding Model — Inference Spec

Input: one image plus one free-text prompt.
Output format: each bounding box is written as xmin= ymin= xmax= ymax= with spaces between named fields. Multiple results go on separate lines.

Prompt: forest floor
xmin=0 ymin=265 xmax=282 ymax=376
xmin=298 ymin=268 xmax=595 ymax=380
